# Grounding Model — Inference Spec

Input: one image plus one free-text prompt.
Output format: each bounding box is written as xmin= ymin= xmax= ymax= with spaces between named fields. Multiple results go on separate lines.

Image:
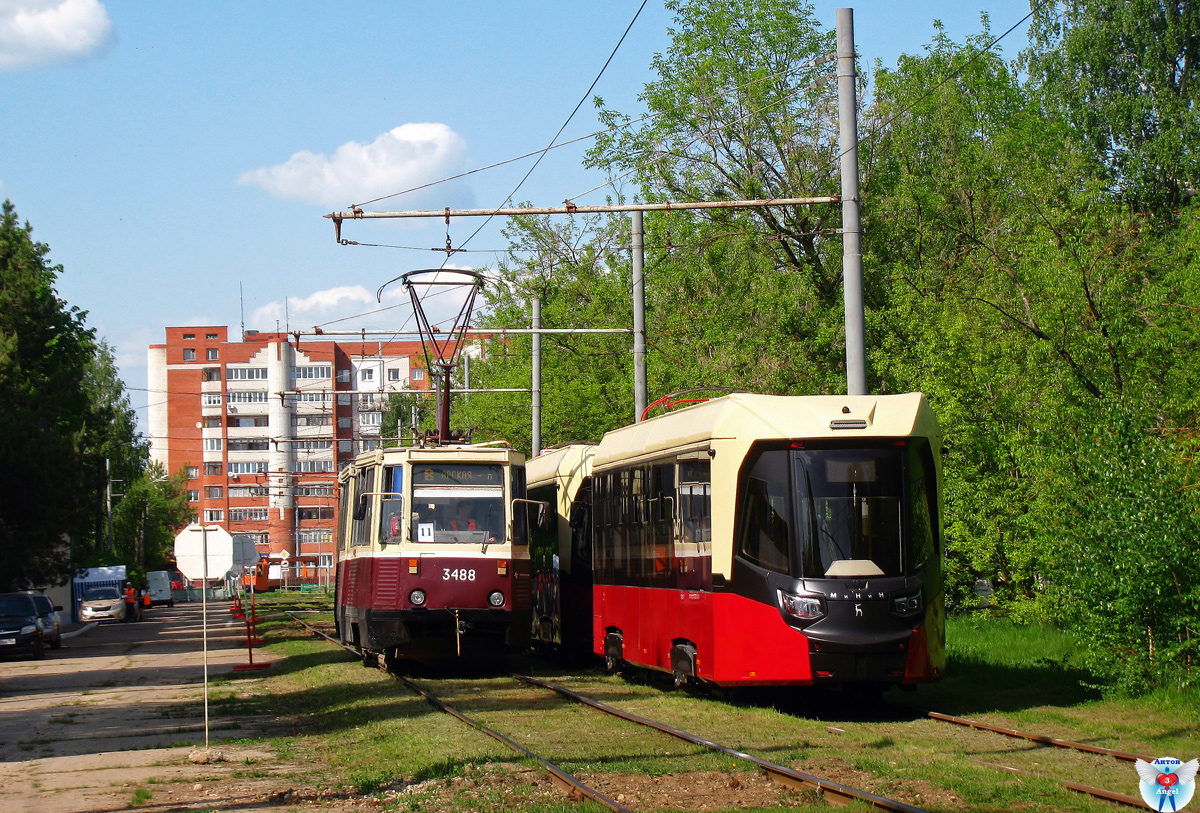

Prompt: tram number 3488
xmin=443 ymin=568 xmax=476 ymax=581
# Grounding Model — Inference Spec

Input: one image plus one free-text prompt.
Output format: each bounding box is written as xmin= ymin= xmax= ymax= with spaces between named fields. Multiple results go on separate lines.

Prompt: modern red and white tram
xmin=586 ymin=392 xmax=945 ymax=688
xmin=335 ymin=443 xmax=533 ymax=664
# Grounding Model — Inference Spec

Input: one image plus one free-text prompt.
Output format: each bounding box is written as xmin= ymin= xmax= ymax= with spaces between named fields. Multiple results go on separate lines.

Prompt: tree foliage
xmin=0 ymin=199 xmax=187 ymax=589
xmin=455 ymin=0 xmax=1200 ymax=692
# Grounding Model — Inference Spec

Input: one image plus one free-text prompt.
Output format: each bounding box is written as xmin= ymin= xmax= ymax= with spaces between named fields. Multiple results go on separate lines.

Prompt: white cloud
xmin=238 ymin=123 xmax=474 ymax=209
xmin=0 ymin=0 xmax=114 ymax=73
xmin=248 ymin=273 xmax=489 ymax=335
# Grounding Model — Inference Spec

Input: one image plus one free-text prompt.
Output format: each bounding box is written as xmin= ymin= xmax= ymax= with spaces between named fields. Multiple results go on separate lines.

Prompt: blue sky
xmin=0 ymin=1 xmax=1034 ymax=430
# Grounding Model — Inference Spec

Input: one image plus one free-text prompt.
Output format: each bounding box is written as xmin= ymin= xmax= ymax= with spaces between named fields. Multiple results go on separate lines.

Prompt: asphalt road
xmin=0 ymin=600 xmax=282 ymax=812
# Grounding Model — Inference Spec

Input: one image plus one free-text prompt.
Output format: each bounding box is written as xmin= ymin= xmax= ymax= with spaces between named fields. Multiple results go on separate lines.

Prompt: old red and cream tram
xmin=584 ymin=392 xmax=945 ymax=688
xmin=335 ymin=443 xmax=532 ymax=664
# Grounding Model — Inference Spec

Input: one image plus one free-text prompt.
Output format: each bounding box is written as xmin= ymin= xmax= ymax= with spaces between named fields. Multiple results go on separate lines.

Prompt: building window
xmin=228 ymin=438 xmax=269 ymax=452
xmin=362 ymin=439 xmax=379 ymax=452
xmin=361 ymin=368 xmax=374 ymax=382
xmin=229 ymin=461 xmax=267 ymax=475
xmin=229 ymin=486 xmax=268 ymax=498
xmin=203 ymin=509 xmax=224 ymax=523
xmin=297 ymin=507 xmax=334 ymax=521
xmin=226 ymin=367 xmax=268 ymax=380
xmin=339 ymin=440 xmax=353 ymax=453
xmin=183 ymin=348 xmax=196 ymax=362
xmin=360 ymin=412 xmax=382 ymax=427
xmin=206 ymin=348 xmax=219 ymax=361
xmin=411 ymin=369 xmax=424 ymax=381
xmin=204 ymin=462 xmax=223 ymax=476
xmin=293 ymin=415 xmax=330 ymax=427
xmin=294 ymin=439 xmax=332 ymax=451
xmin=296 ymin=460 xmax=334 ymax=473
xmin=202 ymin=368 xmax=221 ymax=382
xmin=203 ymin=438 xmax=222 ymax=451
xmin=187 ymin=490 xmax=199 ymax=502
xmin=204 ymin=417 xmax=222 ymax=428
xmin=206 ymin=333 xmax=218 ymax=339
xmin=186 ymin=466 xmax=199 ymax=479
xmin=337 ymin=369 xmax=351 ymax=383
xmin=205 ymin=486 xmax=223 ymax=499
xmin=295 ymin=391 xmax=331 ymax=402
xmin=229 ymin=507 xmax=269 ymax=522
xmin=337 ymin=394 xmax=351 ymax=406
xmin=202 ymin=393 xmax=222 ymax=406
xmin=296 ymin=486 xmax=334 ymax=497
xmin=388 ymin=368 xmax=401 ymax=381
xmin=338 ymin=417 xmax=351 ymax=429
xmin=183 ymin=333 xmax=195 ymax=340
xmin=228 ymin=391 xmax=269 ymax=403
xmin=232 ymin=416 xmax=269 ymax=427
xmin=293 ymin=366 xmax=332 ymax=380
xmin=297 ymin=530 xmax=333 ymax=546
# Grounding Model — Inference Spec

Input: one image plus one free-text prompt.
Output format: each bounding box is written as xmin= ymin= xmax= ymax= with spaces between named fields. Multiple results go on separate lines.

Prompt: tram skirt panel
xmin=711 ymin=593 xmax=813 ymax=686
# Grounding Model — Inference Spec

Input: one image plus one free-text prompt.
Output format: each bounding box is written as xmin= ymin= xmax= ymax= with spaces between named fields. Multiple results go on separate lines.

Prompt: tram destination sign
xmin=414 ymin=464 xmax=503 ymax=486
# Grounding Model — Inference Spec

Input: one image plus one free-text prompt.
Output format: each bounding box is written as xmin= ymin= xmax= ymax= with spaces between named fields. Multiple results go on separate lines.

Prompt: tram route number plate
xmin=443 ymin=568 xmax=477 ymax=581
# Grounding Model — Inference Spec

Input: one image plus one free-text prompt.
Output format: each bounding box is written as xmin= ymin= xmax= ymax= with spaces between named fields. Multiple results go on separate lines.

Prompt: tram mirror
xmin=536 ymin=502 xmax=548 ymax=529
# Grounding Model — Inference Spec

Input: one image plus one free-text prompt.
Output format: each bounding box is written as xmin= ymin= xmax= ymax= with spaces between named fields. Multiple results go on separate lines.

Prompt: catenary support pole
xmin=632 ymin=209 xmax=647 ymax=421
xmin=531 ymin=298 xmax=542 ymax=455
xmin=837 ymin=8 xmax=867 ymax=396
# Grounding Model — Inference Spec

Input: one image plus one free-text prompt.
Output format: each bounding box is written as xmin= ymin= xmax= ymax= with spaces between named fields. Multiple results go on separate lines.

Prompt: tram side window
xmin=679 ymin=459 xmax=711 ymax=543
xmin=378 ymin=465 xmax=404 ymax=545
xmin=570 ymin=478 xmax=593 ymax=568
xmin=907 ymin=441 xmax=938 ymax=571
xmin=529 ymin=483 xmax=558 ymax=560
xmin=352 ymin=468 xmax=376 ymax=547
xmin=338 ymin=481 xmax=351 ymax=551
xmin=593 ymin=474 xmax=614 ymax=582
xmin=738 ymin=451 xmax=792 ymax=574
xmin=512 ymin=466 xmax=528 ymax=546
xmin=649 ymin=464 xmax=675 ymax=580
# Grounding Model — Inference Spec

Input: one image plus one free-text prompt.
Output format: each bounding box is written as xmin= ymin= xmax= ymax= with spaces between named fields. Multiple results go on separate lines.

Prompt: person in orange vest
xmin=142 ymin=586 xmax=151 ymax=616
xmin=450 ymin=503 xmax=477 ymax=532
xmin=122 ymin=582 xmax=137 ymax=622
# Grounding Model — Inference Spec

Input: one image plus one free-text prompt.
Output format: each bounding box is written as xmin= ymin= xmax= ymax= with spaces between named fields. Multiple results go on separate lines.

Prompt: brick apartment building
xmin=147 ymin=327 xmax=430 ymax=568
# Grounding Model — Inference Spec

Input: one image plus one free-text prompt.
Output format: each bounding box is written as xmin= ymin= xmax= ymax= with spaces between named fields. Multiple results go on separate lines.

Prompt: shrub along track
xmin=289 ymin=614 xmax=927 ymax=812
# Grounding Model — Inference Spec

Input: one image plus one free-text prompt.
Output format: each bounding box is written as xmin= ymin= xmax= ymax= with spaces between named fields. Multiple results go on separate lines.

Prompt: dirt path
xmin=0 ymin=601 xmax=340 ymax=813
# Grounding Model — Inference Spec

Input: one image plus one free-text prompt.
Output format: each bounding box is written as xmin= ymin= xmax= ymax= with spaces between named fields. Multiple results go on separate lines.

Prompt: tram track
xmin=928 ymin=710 xmax=1151 ymax=808
xmin=288 ymin=613 xmax=930 ymax=812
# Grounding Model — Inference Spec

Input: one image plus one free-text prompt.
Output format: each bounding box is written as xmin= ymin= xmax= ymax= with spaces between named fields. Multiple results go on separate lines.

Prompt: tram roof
xmin=527 ymin=444 xmax=595 ymax=486
xmin=593 ymin=392 xmax=936 ymax=468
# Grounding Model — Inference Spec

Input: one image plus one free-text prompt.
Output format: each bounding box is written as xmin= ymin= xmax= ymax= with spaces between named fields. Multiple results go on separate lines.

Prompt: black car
xmin=0 ymin=593 xmax=46 ymax=659
xmin=27 ymin=592 xmax=62 ymax=649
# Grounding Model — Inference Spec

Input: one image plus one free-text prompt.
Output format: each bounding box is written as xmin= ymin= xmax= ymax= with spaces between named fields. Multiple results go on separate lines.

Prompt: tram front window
xmin=412 ymin=489 xmax=503 ymax=543
xmin=795 ymin=447 xmax=903 ymax=578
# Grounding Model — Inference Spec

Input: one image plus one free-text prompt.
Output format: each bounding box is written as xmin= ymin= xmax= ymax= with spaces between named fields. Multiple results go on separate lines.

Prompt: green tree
xmin=1026 ymin=0 xmax=1200 ymax=213
xmin=0 ymin=199 xmax=97 ymax=590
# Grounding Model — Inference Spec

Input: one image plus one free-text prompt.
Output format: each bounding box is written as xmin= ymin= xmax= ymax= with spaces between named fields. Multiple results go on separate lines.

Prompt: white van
xmin=146 ymin=571 xmax=174 ymax=607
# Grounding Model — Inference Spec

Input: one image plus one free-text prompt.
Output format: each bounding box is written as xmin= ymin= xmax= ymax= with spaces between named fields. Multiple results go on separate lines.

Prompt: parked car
xmin=27 ymin=592 xmax=62 ymax=649
xmin=0 ymin=593 xmax=46 ymax=659
xmin=79 ymin=585 xmax=126 ymax=622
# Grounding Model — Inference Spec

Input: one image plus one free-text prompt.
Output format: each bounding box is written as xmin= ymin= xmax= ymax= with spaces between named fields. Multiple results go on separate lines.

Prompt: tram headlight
xmin=409 ymin=589 xmax=426 ymax=606
xmin=779 ymin=590 xmax=825 ymax=621
xmin=488 ymin=590 xmax=505 ymax=607
xmin=891 ymin=589 xmax=923 ymax=618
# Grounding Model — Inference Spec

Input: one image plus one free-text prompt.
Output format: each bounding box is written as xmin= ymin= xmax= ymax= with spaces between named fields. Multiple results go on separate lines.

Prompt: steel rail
xmin=286 ymin=615 xmax=631 ymax=813
xmin=928 ymin=712 xmax=1152 ymax=762
xmin=976 ymin=762 xmax=1144 ymax=808
xmin=514 ymin=673 xmax=929 ymax=813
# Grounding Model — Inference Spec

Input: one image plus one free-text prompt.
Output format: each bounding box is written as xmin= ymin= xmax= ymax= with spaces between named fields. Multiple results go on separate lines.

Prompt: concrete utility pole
xmin=531 ymin=298 xmax=542 ymax=455
xmin=632 ymin=210 xmax=647 ymax=422
xmin=837 ymin=7 xmax=867 ymax=396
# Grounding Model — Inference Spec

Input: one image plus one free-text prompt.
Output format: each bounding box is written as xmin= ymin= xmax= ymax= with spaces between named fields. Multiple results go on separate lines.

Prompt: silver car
xmin=80 ymin=586 xmax=126 ymax=622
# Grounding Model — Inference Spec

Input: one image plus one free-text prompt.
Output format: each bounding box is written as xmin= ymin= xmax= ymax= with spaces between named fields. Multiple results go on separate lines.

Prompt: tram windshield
xmin=411 ymin=489 xmax=504 ymax=544
xmin=739 ymin=443 xmax=933 ymax=578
